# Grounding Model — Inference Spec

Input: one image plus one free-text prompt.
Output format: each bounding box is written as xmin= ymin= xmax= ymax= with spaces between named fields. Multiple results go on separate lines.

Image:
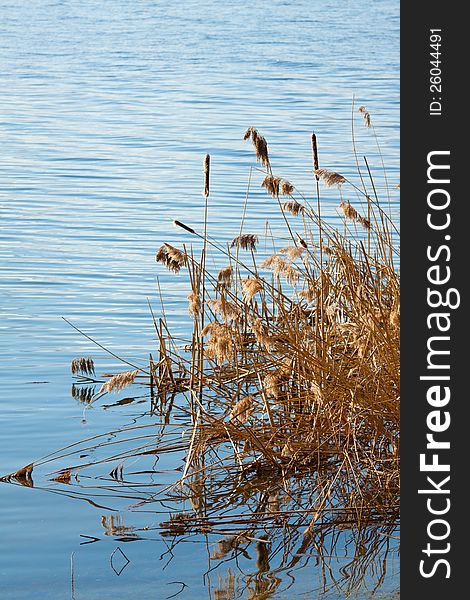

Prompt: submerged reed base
xmin=3 ymin=113 xmax=400 ymax=597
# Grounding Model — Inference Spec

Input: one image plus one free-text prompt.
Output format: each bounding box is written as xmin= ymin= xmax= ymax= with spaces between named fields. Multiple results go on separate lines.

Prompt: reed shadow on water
xmin=2 ymin=107 xmax=400 ymax=599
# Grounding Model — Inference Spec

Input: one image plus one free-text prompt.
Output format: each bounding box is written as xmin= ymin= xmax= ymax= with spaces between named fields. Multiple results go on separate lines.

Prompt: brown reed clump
xmin=9 ymin=124 xmax=399 ymax=597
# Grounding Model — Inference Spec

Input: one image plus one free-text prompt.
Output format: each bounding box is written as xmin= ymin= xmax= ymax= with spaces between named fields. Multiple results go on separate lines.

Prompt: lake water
xmin=0 ymin=1 xmax=399 ymax=598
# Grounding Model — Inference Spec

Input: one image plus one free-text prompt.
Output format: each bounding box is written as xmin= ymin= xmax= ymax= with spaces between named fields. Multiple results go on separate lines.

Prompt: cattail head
xmin=230 ymin=234 xmax=258 ymax=251
xmin=156 ymin=243 xmax=188 ymax=273
xmin=314 ymin=168 xmax=346 ymax=187
xmin=311 ymin=132 xmax=320 ymax=184
xmin=203 ymin=154 xmax=210 ymax=198
xmin=173 ymin=220 xmax=196 ymax=235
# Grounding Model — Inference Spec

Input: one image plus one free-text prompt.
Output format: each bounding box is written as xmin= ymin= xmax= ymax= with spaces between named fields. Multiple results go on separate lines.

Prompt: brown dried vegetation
xmin=6 ymin=121 xmax=399 ymax=596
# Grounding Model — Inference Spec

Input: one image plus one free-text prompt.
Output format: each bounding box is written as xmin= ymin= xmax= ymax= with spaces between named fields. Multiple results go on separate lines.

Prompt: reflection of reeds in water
xmin=3 ymin=115 xmax=399 ymax=597
xmin=71 ymin=384 xmax=96 ymax=403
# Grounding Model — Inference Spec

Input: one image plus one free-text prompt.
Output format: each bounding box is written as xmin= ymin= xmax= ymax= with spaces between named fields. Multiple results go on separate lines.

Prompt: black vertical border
xmin=401 ymin=4 xmax=466 ymax=597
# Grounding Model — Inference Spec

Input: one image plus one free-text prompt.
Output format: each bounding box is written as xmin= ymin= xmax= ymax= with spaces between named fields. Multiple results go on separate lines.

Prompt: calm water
xmin=0 ymin=1 xmax=399 ymax=598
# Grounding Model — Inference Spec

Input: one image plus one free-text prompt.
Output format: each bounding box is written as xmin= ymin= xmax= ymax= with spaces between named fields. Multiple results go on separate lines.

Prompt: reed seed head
xmin=339 ymin=201 xmax=371 ymax=229
xmin=230 ymin=395 xmax=253 ymax=424
xmin=243 ymin=127 xmax=270 ymax=169
xmin=358 ymin=105 xmax=372 ymax=127
xmin=99 ymin=370 xmax=139 ymax=394
xmin=230 ymin=234 xmax=258 ymax=251
xmin=207 ymin=298 xmax=241 ymax=322
xmin=314 ymin=168 xmax=346 ymax=187
xmin=241 ymin=277 xmax=263 ymax=302
xmin=261 ymin=174 xmax=281 ymax=198
xmin=188 ymin=291 xmax=201 ymax=316
xmin=281 ymin=180 xmax=294 ymax=196
xmin=217 ymin=265 xmax=233 ymax=289
xmin=156 ymin=243 xmax=188 ymax=273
